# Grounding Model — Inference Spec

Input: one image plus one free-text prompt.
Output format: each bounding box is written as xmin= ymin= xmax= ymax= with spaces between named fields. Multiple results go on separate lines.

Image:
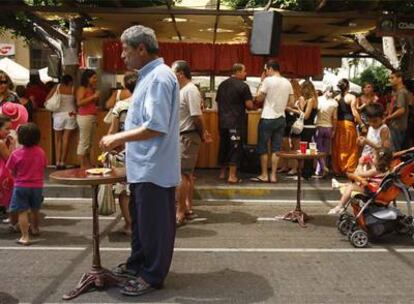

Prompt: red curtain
xmin=102 ymin=41 xmax=322 ymax=77
xmin=102 ymin=40 xmax=126 ymax=72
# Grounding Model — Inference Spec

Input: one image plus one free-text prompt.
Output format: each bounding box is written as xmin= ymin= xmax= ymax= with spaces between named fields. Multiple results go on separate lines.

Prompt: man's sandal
xmin=120 ymin=277 xmax=155 ymax=296
xmin=112 ymin=263 xmax=138 ymax=280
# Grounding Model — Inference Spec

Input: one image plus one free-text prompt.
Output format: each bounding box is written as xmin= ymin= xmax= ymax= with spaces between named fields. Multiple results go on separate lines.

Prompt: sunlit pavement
xmin=1 ymin=193 xmax=414 ymax=304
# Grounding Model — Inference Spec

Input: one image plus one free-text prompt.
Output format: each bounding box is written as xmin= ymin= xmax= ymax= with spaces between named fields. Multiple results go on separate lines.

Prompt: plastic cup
xmin=300 ymin=141 xmax=307 ymax=154
xmin=309 ymin=142 xmax=317 ymax=154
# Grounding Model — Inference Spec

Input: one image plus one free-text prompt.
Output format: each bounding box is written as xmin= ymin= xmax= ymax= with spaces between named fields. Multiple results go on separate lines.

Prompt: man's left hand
xmin=100 ymin=134 xmax=121 ymax=152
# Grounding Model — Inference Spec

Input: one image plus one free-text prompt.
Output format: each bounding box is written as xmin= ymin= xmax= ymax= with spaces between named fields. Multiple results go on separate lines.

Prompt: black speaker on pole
xmin=250 ymin=11 xmax=283 ymax=56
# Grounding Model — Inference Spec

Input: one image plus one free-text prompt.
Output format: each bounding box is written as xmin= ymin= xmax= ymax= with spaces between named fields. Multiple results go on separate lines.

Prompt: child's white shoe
xmin=328 ymin=206 xmax=344 ymax=215
xmin=331 ymin=178 xmax=340 ymax=189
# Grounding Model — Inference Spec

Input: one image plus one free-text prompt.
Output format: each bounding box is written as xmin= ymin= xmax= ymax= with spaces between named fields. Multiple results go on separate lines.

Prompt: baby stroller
xmin=336 ymin=151 xmax=414 ymax=248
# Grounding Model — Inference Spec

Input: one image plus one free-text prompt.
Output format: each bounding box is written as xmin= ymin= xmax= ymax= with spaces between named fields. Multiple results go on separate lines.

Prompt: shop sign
xmin=396 ymin=17 xmax=414 ymax=36
xmin=0 ymin=43 xmax=15 ymax=56
xmin=377 ymin=15 xmax=414 ymax=37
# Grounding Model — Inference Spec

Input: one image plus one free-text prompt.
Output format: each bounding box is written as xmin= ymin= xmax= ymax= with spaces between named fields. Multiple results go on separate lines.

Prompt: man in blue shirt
xmin=100 ymin=25 xmax=180 ymax=296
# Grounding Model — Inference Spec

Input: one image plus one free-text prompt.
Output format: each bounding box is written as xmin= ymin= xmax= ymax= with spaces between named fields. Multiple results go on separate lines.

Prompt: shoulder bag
xmin=44 ymin=85 xmax=61 ymax=112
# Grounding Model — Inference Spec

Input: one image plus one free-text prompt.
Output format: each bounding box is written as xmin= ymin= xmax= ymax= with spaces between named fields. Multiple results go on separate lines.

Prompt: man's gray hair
xmin=121 ymin=25 xmax=159 ymax=54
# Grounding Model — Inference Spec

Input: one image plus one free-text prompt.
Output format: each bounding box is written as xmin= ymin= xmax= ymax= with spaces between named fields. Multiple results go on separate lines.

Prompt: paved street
xmin=1 ymin=193 xmax=414 ymax=303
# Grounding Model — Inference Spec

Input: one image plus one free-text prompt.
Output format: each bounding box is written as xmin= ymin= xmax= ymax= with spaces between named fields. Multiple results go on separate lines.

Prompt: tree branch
xmin=399 ymin=37 xmax=414 ymax=77
xmin=316 ymin=0 xmax=328 ymax=11
xmin=264 ymin=0 xmax=273 ymax=11
xmin=352 ymin=33 xmax=396 ymax=71
xmin=13 ymin=0 xmax=69 ymax=44
xmin=32 ymin=22 xmax=63 ymax=55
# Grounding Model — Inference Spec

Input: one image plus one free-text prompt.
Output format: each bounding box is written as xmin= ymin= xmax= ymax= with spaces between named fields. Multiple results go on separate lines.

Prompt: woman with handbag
xmin=46 ymin=75 xmax=77 ymax=169
xmin=297 ymin=80 xmax=318 ymax=179
xmin=76 ymin=70 xmax=99 ymax=169
xmin=279 ymin=79 xmax=302 ymax=175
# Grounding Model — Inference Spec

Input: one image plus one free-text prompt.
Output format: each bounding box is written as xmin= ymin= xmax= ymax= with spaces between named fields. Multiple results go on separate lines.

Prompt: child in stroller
xmin=329 ymin=148 xmax=393 ymax=215
xmin=336 ymin=148 xmax=414 ymax=247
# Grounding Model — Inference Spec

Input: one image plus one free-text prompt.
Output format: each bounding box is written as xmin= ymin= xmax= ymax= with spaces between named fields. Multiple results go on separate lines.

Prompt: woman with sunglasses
xmin=0 ymin=70 xmax=19 ymax=106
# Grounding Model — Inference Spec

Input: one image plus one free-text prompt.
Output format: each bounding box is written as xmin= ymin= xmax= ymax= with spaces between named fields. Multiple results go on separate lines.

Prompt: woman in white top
xmin=46 ymin=75 xmax=77 ymax=169
xmin=104 ymin=83 xmax=132 ymax=110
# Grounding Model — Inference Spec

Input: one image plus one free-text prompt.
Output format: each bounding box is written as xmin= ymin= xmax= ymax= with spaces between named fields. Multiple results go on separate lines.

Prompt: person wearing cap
xmin=0 ymin=102 xmax=29 ymax=152
xmin=314 ymin=86 xmax=338 ymax=177
xmin=100 ymin=25 xmax=179 ymax=296
xmin=0 ymin=102 xmax=29 ymax=130
xmin=0 ymin=70 xmax=19 ymax=106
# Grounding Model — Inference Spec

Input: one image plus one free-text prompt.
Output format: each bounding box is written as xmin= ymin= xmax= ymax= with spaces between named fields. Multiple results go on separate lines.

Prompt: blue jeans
xmin=257 ymin=117 xmax=286 ymax=155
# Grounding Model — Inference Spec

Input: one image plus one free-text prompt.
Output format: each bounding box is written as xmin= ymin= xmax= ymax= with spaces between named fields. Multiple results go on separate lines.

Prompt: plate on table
xmin=86 ymin=168 xmax=112 ymax=175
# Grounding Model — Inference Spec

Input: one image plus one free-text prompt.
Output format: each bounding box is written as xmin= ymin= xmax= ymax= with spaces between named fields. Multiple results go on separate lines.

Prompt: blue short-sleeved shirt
xmin=124 ymin=58 xmax=180 ymax=187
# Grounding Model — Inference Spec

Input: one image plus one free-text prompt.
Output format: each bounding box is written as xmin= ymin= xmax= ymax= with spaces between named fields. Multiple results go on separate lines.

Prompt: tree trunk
xmin=62 ymin=18 xmax=84 ymax=83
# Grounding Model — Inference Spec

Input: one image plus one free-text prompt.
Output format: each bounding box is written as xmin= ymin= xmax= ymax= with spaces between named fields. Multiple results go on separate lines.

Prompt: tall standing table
xmin=49 ymin=167 xmax=126 ymax=300
xmin=277 ymin=151 xmax=327 ymax=227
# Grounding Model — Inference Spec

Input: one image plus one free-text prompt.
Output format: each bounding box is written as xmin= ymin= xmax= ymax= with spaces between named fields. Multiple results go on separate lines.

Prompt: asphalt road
xmin=1 ymin=199 xmax=414 ymax=304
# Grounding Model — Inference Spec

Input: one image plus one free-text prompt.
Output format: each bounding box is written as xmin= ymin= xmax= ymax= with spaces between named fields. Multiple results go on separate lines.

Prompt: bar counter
xmin=33 ymin=109 xmax=262 ymax=168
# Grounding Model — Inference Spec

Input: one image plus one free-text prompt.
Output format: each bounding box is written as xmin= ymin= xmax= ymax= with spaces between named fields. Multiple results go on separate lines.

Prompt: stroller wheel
xmin=338 ymin=219 xmax=353 ymax=236
xmin=350 ymin=230 xmax=369 ymax=248
xmin=336 ymin=212 xmax=352 ymax=227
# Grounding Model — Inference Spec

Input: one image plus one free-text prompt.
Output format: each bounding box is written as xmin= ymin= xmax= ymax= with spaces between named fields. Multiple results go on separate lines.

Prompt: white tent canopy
xmin=39 ymin=67 xmax=57 ymax=83
xmin=0 ymin=58 xmax=57 ymax=86
xmin=320 ymin=70 xmax=361 ymax=94
xmin=0 ymin=57 xmax=29 ymax=86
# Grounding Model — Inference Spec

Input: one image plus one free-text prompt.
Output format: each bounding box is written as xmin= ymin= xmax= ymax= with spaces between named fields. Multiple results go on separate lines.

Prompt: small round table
xmin=49 ymin=167 xmax=126 ymax=300
xmin=277 ymin=151 xmax=327 ymax=227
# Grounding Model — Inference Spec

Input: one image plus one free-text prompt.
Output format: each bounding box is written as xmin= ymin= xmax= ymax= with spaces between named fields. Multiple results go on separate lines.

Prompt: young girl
xmin=0 ymin=115 xmax=15 ymax=215
xmin=328 ymin=148 xmax=393 ymax=215
xmin=6 ymin=123 xmax=47 ymax=245
xmin=356 ymin=103 xmax=391 ymax=172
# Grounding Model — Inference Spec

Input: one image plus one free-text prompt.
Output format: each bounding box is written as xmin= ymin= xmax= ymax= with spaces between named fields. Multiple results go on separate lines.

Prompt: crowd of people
xmin=0 ymin=23 xmax=413 ymax=297
xmin=216 ymin=64 xmax=413 ymax=186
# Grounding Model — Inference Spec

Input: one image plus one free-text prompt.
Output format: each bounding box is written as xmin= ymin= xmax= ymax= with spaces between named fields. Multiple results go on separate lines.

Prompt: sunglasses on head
xmin=0 ymin=80 xmax=8 ymax=85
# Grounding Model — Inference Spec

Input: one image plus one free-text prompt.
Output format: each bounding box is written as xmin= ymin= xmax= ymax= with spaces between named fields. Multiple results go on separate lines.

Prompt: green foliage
xmin=352 ymin=65 xmax=390 ymax=94
xmin=222 ymin=0 xmax=414 ymax=13
xmin=222 ymin=0 xmax=316 ymax=10
xmin=24 ymin=0 xmax=168 ymax=7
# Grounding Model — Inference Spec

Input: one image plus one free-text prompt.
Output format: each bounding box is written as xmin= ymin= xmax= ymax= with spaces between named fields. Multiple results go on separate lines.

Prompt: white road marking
xmin=257 ymin=217 xmax=284 ymax=221
xmin=196 ymin=198 xmax=410 ymax=205
xmin=44 ymin=216 xmax=116 ymax=220
xmin=42 ymin=197 xmax=411 ymax=205
xmin=44 ymin=197 xmax=91 ymax=202
xmin=188 ymin=218 xmax=208 ymax=223
xmin=1 ymin=246 xmax=414 ymax=253
xmin=0 ymin=246 xmax=86 ymax=251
